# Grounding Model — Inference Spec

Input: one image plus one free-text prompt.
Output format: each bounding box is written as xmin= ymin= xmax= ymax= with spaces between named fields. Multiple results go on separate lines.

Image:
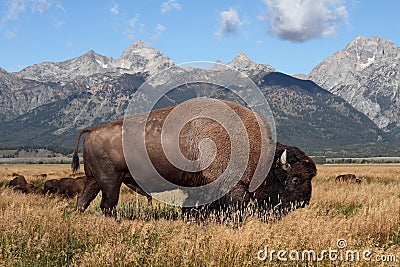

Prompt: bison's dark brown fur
xmin=44 ymin=177 xmax=85 ymax=198
xmin=335 ymin=174 xmax=361 ymax=184
xmin=8 ymin=174 xmax=44 ymax=194
xmin=15 ymin=183 xmax=44 ymax=194
xmin=201 ymin=142 xmax=317 ymax=217
xmin=8 ymin=174 xmax=27 ymax=187
xmin=72 ymin=100 xmax=316 ymax=217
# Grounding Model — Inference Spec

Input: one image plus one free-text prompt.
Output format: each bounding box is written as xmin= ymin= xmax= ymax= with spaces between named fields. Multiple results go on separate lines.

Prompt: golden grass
xmin=0 ymin=164 xmax=399 ymax=266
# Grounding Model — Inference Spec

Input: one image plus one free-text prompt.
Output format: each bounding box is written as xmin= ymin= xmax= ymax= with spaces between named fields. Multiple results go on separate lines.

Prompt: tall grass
xmin=0 ymin=164 xmax=399 ymax=266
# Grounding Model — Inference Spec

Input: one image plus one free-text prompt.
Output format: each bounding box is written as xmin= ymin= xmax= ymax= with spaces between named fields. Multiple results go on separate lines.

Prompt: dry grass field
xmin=0 ymin=164 xmax=399 ymax=266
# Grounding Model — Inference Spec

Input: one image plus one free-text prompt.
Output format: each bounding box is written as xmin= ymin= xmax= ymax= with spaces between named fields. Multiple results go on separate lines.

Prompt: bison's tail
xmin=71 ymin=126 xmax=101 ymax=174
xmin=72 ymin=152 xmax=80 ymax=174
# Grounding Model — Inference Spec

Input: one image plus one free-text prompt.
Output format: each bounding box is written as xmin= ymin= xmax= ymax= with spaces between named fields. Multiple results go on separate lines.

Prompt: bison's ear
xmin=280 ymin=150 xmax=291 ymax=171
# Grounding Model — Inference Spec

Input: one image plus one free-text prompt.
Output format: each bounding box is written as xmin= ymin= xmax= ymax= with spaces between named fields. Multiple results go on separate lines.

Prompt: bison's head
xmin=256 ymin=142 xmax=317 ymax=214
xmin=8 ymin=175 xmax=27 ymax=187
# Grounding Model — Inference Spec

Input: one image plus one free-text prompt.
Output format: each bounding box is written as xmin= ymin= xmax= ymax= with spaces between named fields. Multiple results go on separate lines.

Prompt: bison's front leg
xmin=77 ymin=176 xmax=100 ymax=213
xmin=100 ymin=190 xmax=120 ymax=218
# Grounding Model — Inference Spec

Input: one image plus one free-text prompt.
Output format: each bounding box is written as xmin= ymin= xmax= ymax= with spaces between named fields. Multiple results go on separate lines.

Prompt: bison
xmin=72 ymin=100 xmax=316 ymax=217
xmin=8 ymin=174 xmax=44 ymax=194
xmin=335 ymin=174 xmax=361 ymax=184
xmin=44 ymin=177 xmax=85 ymax=198
xmin=8 ymin=174 xmax=27 ymax=187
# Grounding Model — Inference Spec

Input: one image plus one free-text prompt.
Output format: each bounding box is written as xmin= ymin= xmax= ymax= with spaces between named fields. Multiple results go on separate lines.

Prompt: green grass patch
xmin=328 ymin=202 xmax=363 ymax=218
xmin=30 ymin=179 xmax=46 ymax=188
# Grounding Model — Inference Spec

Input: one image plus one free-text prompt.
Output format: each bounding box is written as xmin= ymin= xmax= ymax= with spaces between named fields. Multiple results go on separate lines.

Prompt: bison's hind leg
xmin=95 ymin=171 xmax=124 ymax=218
xmin=77 ymin=166 xmax=100 ymax=213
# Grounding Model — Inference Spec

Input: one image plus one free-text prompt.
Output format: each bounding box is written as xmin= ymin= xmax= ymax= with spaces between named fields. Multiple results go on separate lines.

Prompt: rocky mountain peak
xmin=227 ymin=52 xmax=275 ymax=81
xmin=120 ymin=40 xmax=158 ymax=59
xmin=229 ymin=52 xmax=257 ymax=67
xmin=118 ymin=40 xmax=174 ymax=75
xmin=16 ymin=49 xmax=117 ymax=84
xmin=129 ymin=39 xmax=147 ymax=49
xmin=307 ymin=36 xmax=400 ymax=130
xmin=343 ymin=36 xmax=399 ymax=71
xmin=231 ymin=52 xmax=252 ymax=64
xmin=76 ymin=50 xmax=114 ymax=66
xmin=14 ymin=41 xmax=175 ymax=83
xmin=349 ymin=35 xmax=395 ymax=47
xmin=82 ymin=49 xmax=100 ymax=58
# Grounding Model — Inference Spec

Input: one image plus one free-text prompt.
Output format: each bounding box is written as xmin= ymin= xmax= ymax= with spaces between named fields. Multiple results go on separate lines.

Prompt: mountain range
xmin=0 ymin=37 xmax=398 ymax=155
xmin=307 ymin=36 xmax=400 ymax=136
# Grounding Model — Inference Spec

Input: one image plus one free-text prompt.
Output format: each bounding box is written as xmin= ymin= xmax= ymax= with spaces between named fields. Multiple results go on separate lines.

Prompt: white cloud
xmin=263 ymin=0 xmax=348 ymax=42
xmin=1 ymin=0 xmax=65 ymax=29
xmin=161 ymin=0 xmax=181 ymax=14
xmin=110 ymin=3 xmax=119 ymax=15
xmin=152 ymin=23 xmax=166 ymax=40
xmin=128 ymin=14 xmax=139 ymax=29
xmin=32 ymin=0 xmax=51 ymax=14
xmin=215 ymin=8 xmax=242 ymax=40
xmin=2 ymin=0 xmax=26 ymax=22
xmin=52 ymin=3 xmax=66 ymax=27
xmin=4 ymin=30 xmax=17 ymax=39
xmin=53 ymin=20 xmax=65 ymax=27
xmin=126 ymin=14 xmax=140 ymax=40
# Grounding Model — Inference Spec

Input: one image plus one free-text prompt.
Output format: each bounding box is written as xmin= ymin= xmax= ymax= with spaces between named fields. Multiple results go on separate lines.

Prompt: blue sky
xmin=1 ymin=0 xmax=399 ymax=74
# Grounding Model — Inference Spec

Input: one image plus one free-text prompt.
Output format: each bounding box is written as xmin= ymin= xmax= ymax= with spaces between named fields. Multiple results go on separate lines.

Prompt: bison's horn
xmin=280 ymin=150 xmax=291 ymax=171
xmin=280 ymin=150 xmax=287 ymax=165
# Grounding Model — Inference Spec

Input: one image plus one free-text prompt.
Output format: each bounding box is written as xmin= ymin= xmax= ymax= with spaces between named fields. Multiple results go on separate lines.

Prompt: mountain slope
xmin=0 ymin=69 xmax=72 ymax=121
xmin=260 ymin=72 xmax=385 ymax=150
xmin=0 ymin=73 xmax=146 ymax=148
xmin=0 ymin=42 xmax=394 ymax=153
xmin=0 ymin=69 xmax=386 ymax=152
xmin=307 ymin=36 xmax=400 ymax=134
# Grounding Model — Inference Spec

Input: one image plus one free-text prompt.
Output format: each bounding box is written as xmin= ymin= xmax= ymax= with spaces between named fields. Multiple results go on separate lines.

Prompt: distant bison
xmin=8 ymin=174 xmax=27 ymax=187
xmin=44 ymin=177 xmax=85 ymax=198
xmin=8 ymin=174 xmax=44 ymax=194
xmin=335 ymin=174 xmax=361 ymax=184
xmin=72 ymin=100 xmax=317 ymax=218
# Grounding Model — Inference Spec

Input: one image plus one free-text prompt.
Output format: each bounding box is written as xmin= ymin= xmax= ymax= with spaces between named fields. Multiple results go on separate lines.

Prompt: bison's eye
xmin=291 ymin=177 xmax=300 ymax=185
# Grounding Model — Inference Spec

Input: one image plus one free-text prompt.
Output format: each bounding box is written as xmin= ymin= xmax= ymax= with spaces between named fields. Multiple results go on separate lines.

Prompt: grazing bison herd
xmin=1 ymin=100 xmax=363 ymax=221
xmin=7 ymin=173 xmax=84 ymax=198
